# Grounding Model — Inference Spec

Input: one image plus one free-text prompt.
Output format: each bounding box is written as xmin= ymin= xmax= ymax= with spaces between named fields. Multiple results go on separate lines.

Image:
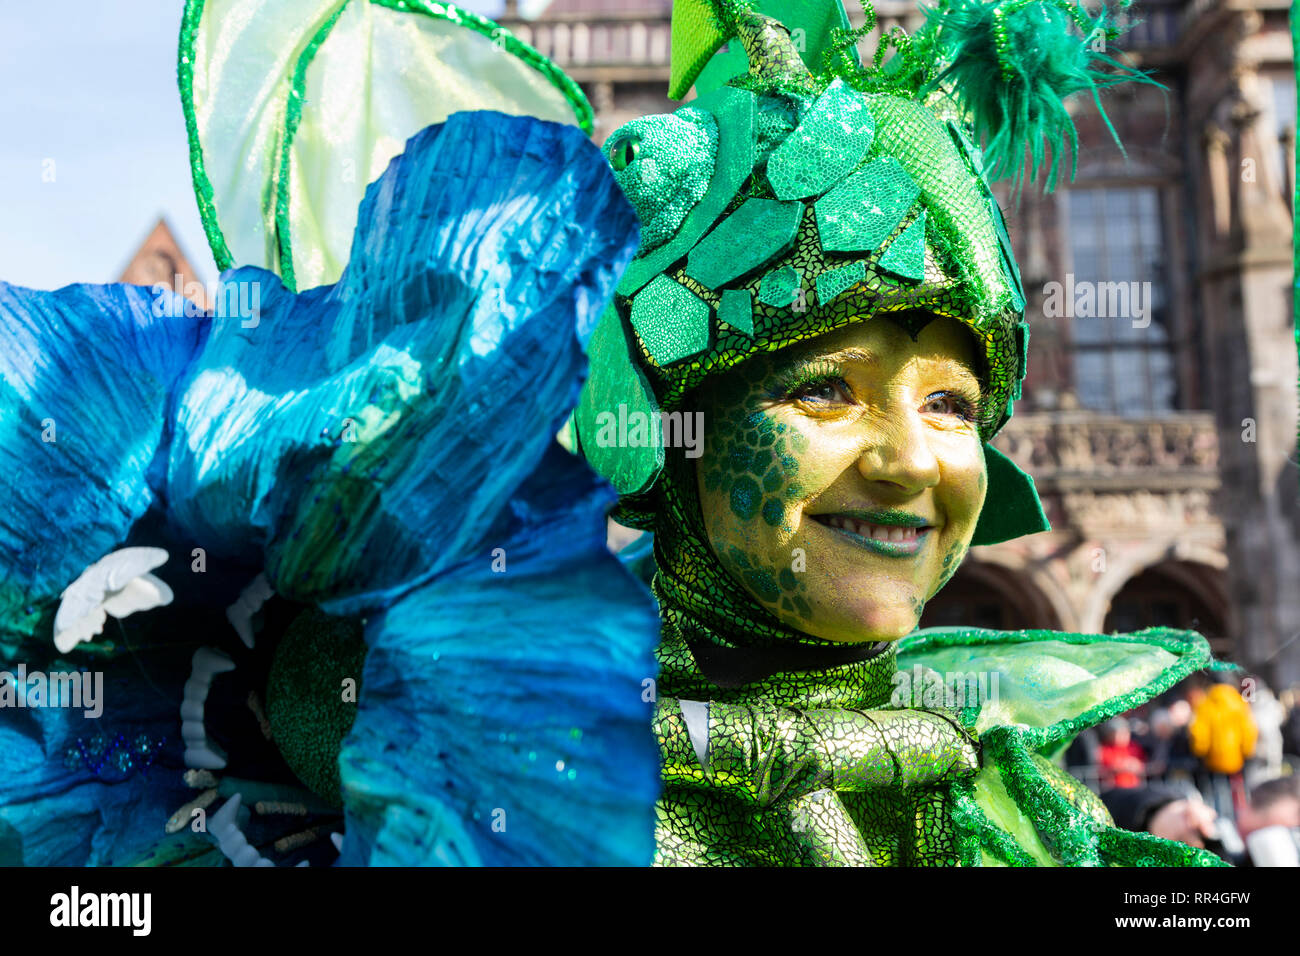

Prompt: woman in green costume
xmin=572 ymin=0 xmax=1231 ymax=866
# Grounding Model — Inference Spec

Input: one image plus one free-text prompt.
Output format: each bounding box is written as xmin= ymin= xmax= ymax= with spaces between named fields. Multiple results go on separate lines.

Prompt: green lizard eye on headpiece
xmin=572 ymin=0 xmax=1154 ymax=546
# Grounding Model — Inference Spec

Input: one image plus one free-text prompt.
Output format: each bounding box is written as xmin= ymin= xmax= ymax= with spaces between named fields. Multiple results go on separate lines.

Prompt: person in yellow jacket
xmin=1189 ymin=683 xmax=1258 ymax=776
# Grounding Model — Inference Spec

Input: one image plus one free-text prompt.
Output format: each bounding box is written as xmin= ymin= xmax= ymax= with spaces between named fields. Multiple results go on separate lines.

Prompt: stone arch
xmin=1102 ymin=559 xmax=1231 ymax=653
xmin=1081 ymin=536 xmax=1184 ymax=633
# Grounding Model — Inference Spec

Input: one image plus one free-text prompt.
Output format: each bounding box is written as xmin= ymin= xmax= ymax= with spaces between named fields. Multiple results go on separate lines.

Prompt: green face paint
xmin=693 ymin=315 xmax=988 ymax=644
xmin=696 ymin=352 xmax=819 ymax=626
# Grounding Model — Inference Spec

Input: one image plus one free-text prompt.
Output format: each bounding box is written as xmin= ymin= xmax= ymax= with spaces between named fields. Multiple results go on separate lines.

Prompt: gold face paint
xmin=696 ymin=315 xmax=988 ymax=643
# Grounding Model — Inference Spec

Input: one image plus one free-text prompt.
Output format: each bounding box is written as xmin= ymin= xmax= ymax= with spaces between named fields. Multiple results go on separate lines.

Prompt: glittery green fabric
xmin=684 ymin=197 xmax=803 ymax=289
xmin=879 ymin=209 xmax=927 ymax=281
xmin=815 ymin=156 xmax=920 ymax=253
xmin=616 ymin=86 xmax=759 ymax=299
xmin=717 ymin=288 xmax=754 ymax=336
xmin=630 ymin=275 xmax=713 ymax=365
xmin=266 ymin=608 xmax=367 ymax=806
xmin=903 ymin=627 xmax=1231 ymax=866
xmin=757 ymin=263 xmax=802 ymax=308
xmin=814 ymin=259 xmax=866 ymax=306
xmin=767 ymin=79 xmax=875 ymax=199
xmin=608 ymin=107 xmax=718 ymax=253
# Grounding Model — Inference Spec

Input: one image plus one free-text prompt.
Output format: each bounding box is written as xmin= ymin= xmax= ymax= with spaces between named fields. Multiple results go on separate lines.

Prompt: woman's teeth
xmin=822 ymin=515 xmax=922 ymax=542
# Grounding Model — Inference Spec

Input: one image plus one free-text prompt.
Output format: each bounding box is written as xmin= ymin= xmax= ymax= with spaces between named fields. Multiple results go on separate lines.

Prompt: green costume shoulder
xmin=899 ymin=626 xmax=1232 ymax=866
xmin=649 ymin=624 xmax=1230 ymax=866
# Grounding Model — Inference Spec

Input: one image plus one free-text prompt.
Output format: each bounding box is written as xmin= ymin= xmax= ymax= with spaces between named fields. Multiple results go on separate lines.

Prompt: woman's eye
xmin=790 ymin=377 xmax=853 ymax=405
xmin=923 ymin=391 xmax=978 ymax=420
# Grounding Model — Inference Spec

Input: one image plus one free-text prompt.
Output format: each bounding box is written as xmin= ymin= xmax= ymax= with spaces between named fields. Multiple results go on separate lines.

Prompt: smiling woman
xmin=697 ymin=314 xmax=989 ymax=644
xmin=572 ymin=0 xmax=1232 ymax=866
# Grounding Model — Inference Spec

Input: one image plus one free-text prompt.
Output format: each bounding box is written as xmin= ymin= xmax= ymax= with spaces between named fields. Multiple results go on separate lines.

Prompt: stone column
xmin=1191 ymin=16 xmax=1300 ymax=687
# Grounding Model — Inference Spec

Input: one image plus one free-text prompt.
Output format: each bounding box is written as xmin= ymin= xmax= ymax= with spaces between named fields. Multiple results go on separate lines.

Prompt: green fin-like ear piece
xmin=573 ymin=305 xmax=666 ymax=495
xmin=971 ymin=443 xmax=1050 ymax=546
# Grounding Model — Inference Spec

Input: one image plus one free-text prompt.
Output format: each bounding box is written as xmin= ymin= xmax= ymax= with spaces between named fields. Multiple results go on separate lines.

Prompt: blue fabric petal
xmin=0 ymin=112 xmax=652 ymax=868
xmin=339 ymin=443 xmax=661 ymax=866
xmin=0 ymin=634 xmax=203 ymax=865
xmin=0 ymin=282 xmax=204 ymax=635
xmin=164 ymin=111 xmax=641 ymax=614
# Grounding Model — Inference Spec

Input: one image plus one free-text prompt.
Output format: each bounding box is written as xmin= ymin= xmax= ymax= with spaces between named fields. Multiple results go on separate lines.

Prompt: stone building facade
xmin=498 ymin=0 xmax=1299 ymax=685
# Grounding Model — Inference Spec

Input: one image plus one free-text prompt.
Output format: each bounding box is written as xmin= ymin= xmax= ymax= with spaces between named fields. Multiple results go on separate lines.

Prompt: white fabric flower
xmin=54 ymin=547 xmax=173 ymax=653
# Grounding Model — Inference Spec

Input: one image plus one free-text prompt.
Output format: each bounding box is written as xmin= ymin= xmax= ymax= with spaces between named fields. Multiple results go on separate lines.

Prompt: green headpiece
xmin=574 ymin=0 xmax=1150 ymax=545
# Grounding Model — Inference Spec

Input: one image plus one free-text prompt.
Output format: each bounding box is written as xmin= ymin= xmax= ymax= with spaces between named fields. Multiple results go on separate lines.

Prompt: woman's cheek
xmin=699 ymin=409 xmax=821 ymax=625
xmin=930 ymin=439 xmax=986 ymax=595
xmin=700 ymin=408 xmax=810 ymax=533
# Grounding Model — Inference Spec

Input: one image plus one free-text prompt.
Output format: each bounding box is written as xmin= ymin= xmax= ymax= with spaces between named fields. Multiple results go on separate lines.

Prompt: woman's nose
xmin=854 ymin=412 xmax=940 ymax=495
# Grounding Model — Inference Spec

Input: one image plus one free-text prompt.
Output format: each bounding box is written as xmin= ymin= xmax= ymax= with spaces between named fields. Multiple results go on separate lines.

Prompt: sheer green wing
xmin=898 ymin=626 xmax=1211 ymax=745
xmin=180 ymin=0 xmax=592 ymax=290
xmin=900 ymin=626 xmax=1230 ymax=866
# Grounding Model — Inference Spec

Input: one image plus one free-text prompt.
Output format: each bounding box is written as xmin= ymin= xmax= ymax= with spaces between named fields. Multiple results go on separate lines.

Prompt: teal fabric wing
xmin=166 ymin=111 xmax=642 ymax=616
xmin=339 ymin=444 xmax=660 ymax=867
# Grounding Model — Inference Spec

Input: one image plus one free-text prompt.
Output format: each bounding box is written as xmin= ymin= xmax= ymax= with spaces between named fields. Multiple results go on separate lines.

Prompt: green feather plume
xmin=919 ymin=0 xmax=1160 ymax=193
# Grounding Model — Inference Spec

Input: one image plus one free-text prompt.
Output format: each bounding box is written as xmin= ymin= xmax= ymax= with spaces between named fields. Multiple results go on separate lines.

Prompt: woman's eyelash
xmin=771 ymin=363 xmax=981 ymax=419
xmin=771 ymin=362 xmax=849 ymax=402
xmin=927 ymin=390 xmax=983 ymax=422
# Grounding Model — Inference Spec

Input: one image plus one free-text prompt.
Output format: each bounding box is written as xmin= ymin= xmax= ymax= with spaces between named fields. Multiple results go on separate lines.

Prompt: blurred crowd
xmin=1065 ymin=671 xmax=1300 ymax=866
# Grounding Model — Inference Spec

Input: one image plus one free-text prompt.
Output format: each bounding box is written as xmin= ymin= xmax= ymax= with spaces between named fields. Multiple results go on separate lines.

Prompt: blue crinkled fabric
xmin=0 ymin=111 xmax=659 ymax=866
xmin=166 ymin=112 xmax=641 ymax=614
xmin=0 ymin=281 xmax=206 ymax=638
xmin=340 ymin=444 xmax=659 ymax=867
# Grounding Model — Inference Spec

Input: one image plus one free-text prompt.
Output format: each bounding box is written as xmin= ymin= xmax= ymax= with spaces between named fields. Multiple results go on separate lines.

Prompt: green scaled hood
xmin=574 ymin=0 xmax=1149 ymax=546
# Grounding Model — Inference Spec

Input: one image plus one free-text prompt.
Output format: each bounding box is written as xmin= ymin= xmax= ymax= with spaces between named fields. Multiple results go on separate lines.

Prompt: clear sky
xmin=0 ymin=0 xmax=509 ymax=291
